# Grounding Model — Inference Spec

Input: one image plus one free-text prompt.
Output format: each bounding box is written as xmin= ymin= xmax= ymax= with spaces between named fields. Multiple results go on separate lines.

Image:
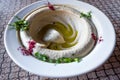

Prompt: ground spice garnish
xmin=47 ymin=1 xmax=55 ymax=11
xmin=18 ymin=47 xmax=31 ymax=55
xmin=18 ymin=40 xmax=36 ymax=55
xmin=91 ymin=33 xmax=97 ymax=41
xmin=98 ymin=36 xmax=104 ymax=43
xmin=91 ymin=33 xmax=103 ymax=44
xmin=28 ymin=40 xmax=36 ymax=53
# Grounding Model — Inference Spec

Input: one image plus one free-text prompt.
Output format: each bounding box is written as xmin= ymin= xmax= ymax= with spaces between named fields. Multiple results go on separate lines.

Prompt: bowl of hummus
xmin=18 ymin=5 xmax=97 ymax=63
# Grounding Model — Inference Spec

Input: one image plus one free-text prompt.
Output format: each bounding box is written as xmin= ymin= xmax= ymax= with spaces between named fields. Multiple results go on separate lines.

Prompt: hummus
xmin=19 ymin=5 xmax=97 ymax=59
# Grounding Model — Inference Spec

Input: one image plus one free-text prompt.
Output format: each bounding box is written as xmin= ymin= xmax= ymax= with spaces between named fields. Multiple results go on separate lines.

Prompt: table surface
xmin=0 ymin=0 xmax=120 ymax=80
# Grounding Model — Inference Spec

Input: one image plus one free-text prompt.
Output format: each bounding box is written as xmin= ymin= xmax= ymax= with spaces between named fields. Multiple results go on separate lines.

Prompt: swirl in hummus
xmin=18 ymin=5 xmax=97 ymax=61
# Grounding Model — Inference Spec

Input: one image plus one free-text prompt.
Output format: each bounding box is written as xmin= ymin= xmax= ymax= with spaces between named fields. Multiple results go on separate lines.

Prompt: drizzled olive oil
xmin=41 ymin=22 xmax=78 ymax=50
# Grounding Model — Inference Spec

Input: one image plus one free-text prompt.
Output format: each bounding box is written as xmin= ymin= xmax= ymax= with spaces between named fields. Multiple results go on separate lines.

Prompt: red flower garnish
xmin=47 ymin=1 xmax=55 ymax=11
xmin=18 ymin=40 xmax=36 ymax=55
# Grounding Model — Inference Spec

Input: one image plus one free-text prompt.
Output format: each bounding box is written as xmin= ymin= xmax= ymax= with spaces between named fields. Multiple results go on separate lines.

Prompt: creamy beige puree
xmin=19 ymin=5 xmax=97 ymax=59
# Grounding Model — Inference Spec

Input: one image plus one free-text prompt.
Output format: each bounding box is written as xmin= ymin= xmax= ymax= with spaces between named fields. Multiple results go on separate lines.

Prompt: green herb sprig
xmin=9 ymin=16 xmax=29 ymax=31
xmin=80 ymin=11 xmax=92 ymax=19
xmin=34 ymin=52 xmax=82 ymax=64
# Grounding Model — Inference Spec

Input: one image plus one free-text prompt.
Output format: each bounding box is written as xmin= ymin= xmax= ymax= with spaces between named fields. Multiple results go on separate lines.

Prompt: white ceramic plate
xmin=4 ymin=0 xmax=116 ymax=78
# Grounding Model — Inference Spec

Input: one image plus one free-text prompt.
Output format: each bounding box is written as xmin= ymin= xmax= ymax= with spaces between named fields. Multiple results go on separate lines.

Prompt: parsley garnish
xmin=34 ymin=52 xmax=82 ymax=63
xmin=9 ymin=16 xmax=29 ymax=31
xmin=80 ymin=11 xmax=92 ymax=19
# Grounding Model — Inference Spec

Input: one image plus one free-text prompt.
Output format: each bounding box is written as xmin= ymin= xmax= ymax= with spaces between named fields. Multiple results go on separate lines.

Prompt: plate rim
xmin=4 ymin=0 xmax=116 ymax=78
